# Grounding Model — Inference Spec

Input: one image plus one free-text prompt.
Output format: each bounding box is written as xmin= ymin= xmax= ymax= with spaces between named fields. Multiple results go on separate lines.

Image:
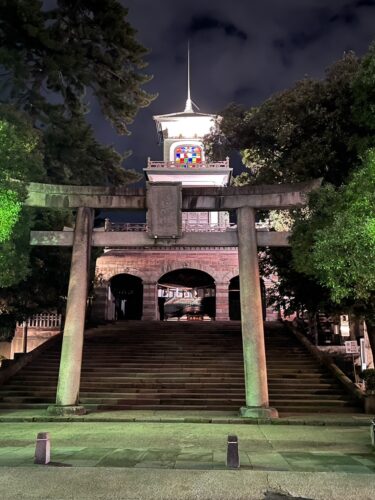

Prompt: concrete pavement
xmin=0 ymin=412 xmax=374 ymax=499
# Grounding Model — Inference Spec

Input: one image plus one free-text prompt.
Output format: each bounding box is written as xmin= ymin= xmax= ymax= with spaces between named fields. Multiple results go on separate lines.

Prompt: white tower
xmin=144 ymin=47 xmax=232 ymax=229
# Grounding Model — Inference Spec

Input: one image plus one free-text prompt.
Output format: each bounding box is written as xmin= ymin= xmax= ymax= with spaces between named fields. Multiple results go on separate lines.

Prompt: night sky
xmin=91 ymin=0 xmax=375 ymax=184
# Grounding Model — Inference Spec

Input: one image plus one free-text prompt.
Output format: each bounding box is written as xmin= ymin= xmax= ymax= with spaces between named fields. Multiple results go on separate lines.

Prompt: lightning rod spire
xmin=184 ymin=41 xmax=193 ymax=112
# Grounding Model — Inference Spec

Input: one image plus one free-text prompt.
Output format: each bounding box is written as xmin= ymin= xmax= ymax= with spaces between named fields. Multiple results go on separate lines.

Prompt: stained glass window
xmin=175 ymin=145 xmax=202 ymax=166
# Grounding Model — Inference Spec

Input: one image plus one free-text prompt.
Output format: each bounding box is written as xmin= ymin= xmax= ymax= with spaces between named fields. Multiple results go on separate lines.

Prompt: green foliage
xmin=362 ymin=369 xmax=375 ymax=391
xmin=0 ymin=1 xmax=154 ymax=335
xmin=0 ymin=208 xmax=33 ymax=287
xmin=0 ymin=105 xmax=44 ymax=246
xmin=0 ymin=0 xmax=153 ymax=185
xmin=0 ymin=190 xmax=21 ymax=243
xmin=293 ymin=151 xmax=375 ymax=304
xmin=352 ymin=43 xmax=375 ymax=138
xmin=206 ymin=52 xmax=364 ymax=187
xmin=0 ymin=105 xmax=44 ymax=187
xmin=260 ymin=248 xmax=335 ymax=316
xmin=207 ymin=44 xmax=375 ymax=323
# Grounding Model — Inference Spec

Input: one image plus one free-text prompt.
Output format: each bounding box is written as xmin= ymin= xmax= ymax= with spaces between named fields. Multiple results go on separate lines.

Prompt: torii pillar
xmin=237 ymin=206 xmax=278 ymax=418
xmin=47 ymin=207 xmax=94 ymax=415
xmin=27 ymin=179 xmax=319 ymax=418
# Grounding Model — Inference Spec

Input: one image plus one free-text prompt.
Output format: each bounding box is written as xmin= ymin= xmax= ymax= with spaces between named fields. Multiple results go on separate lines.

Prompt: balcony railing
xmin=105 ymin=222 xmax=147 ymax=232
xmin=104 ymin=220 xmax=270 ymax=233
xmin=17 ymin=313 xmax=62 ymax=329
xmin=146 ymin=157 xmax=230 ymax=169
xmin=182 ymin=222 xmax=236 ymax=232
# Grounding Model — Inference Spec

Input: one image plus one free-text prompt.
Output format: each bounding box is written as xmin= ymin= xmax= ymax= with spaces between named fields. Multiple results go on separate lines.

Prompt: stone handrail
xmin=103 ymin=221 xmax=270 ymax=233
xmin=285 ymin=321 xmax=365 ymax=402
xmin=105 ymin=222 xmax=148 ymax=232
xmin=0 ymin=334 xmax=62 ymax=386
xmin=17 ymin=313 xmax=62 ymax=329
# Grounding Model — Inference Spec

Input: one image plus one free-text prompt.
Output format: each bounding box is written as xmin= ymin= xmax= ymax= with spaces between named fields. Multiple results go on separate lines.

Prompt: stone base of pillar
xmin=47 ymin=405 xmax=87 ymax=416
xmin=239 ymin=406 xmax=279 ymax=419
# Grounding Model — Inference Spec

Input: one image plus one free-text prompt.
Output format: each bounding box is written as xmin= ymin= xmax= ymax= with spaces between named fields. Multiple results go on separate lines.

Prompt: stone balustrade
xmin=147 ymin=157 xmax=230 ymax=169
xmin=17 ymin=313 xmax=62 ymax=329
xmin=104 ymin=220 xmax=270 ymax=233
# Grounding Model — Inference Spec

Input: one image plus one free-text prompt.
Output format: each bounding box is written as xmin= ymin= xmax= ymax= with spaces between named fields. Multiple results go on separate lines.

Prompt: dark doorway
xmin=158 ymin=268 xmax=215 ymax=320
xmin=110 ymin=274 xmax=143 ymax=320
xmin=229 ymin=276 xmax=266 ymax=321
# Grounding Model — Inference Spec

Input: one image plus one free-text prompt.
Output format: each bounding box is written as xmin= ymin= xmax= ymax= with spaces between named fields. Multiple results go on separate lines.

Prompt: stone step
xmin=0 ymin=321 xmax=362 ymax=414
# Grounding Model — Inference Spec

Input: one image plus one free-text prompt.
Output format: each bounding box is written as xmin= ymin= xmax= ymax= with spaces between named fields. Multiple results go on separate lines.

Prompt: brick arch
xmin=96 ymin=266 xmax=148 ymax=284
xmin=154 ymin=263 xmax=219 ymax=284
xmin=220 ymin=268 xmax=240 ymax=284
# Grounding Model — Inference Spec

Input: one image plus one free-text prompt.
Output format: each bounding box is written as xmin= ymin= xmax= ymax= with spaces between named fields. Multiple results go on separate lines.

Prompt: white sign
xmin=345 ymin=341 xmax=359 ymax=354
xmin=340 ymin=315 xmax=350 ymax=337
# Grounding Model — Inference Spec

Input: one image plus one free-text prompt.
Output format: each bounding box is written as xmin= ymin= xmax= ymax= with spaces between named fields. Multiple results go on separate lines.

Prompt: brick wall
xmin=93 ymin=247 xmax=278 ymax=321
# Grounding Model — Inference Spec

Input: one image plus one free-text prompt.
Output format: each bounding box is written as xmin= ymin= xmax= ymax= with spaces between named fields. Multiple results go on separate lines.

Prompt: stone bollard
xmin=226 ymin=435 xmax=240 ymax=468
xmin=371 ymin=419 xmax=375 ymax=449
xmin=34 ymin=432 xmax=51 ymax=465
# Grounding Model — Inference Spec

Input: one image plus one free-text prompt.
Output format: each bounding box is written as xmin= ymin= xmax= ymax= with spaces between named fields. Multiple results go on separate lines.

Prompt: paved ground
xmin=0 ymin=411 xmax=374 ymax=499
xmin=0 ymin=409 xmax=371 ymax=425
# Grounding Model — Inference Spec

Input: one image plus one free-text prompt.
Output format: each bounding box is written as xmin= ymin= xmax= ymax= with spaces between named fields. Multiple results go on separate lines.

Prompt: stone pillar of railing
xmin=142 ymin=282 xmax=158 ymax=320
xmin=215 ymin=282 xmax=230 ymax=321
xmin=91 ymin=284 xmax=108 ymax=322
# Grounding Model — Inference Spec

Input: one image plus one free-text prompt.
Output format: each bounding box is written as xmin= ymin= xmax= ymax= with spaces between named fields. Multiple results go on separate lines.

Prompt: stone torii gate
xmin=26 ymin=179 xmax=320 ymax=418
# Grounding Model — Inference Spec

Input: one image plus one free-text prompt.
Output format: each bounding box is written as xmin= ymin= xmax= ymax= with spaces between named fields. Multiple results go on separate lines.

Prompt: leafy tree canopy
xmin=292 ymin=150 xmax=375 ymax=305
xmin=206 ymin=51 xmax=373 ymax=187
xmin=206 ymin=43 xmax=375 ymax=340
xmin=0 ymin=0 xmax=155 ymax=335
xmin=0 ymin=0 xmax=155 ymax=185
xmin=0 ymin=105 xmax=44 ymax=243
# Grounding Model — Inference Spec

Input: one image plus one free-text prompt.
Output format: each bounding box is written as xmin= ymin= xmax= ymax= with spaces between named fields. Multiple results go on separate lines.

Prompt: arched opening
xmin=229 ymin=276 xmax=267 ymax=321
xmin=158 ymin=268 xmax=215 ymax=321
xmin=109 ymin=274 xmax=143 ymax=320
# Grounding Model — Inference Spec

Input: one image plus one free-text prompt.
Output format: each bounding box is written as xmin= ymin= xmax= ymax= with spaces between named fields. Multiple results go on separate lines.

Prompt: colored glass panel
xmin=175 ymin=145 xmax=202 ymax=166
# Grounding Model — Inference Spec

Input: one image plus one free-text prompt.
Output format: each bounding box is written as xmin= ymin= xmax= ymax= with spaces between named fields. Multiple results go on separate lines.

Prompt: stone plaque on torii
xmin=25 ymin=178 xmax=320 ymax=418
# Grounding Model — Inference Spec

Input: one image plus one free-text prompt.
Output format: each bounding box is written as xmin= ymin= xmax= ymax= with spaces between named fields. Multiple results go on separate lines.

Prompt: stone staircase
xmin=0 ymin=321 xmax=363 ymax=414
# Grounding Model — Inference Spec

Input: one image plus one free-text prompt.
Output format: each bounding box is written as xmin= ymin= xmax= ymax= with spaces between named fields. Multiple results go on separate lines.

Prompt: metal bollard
xmin=371 ymin=419 xmax=375 ymax=449
xmin=34 ymin=432 xmax=51 ymax=465
xmin=226 ymin=435 xmax=240 ymax=468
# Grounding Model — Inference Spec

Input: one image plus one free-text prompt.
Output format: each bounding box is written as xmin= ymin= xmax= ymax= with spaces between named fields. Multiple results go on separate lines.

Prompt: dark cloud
xmin=356 ymin=0 xmax=375 ymax=7
xmin=189 ymin=15 xmax=248 ymax=41
xmin=67 ymin=0 xmax=375 ymax=192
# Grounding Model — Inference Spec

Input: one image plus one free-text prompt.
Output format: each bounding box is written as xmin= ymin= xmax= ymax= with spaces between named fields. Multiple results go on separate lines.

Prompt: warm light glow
xmin=157 ymin=115 xmax=215 ymax=139
xmin=145 ymin=172 xmax=230 ymax=186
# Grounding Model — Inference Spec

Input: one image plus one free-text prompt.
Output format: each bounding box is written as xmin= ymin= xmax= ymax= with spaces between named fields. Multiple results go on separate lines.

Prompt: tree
xmin=291 ymin=151 xmax=375 ymax=352
xmin=0 ymin=1 xmax=155 ymax=336
xmin=204 ymin=42 xmax=375 ymax=359
xmin=206 ymin=52 xmax=366 ymax=187
xmin=0 ymin=0 xmax=154 ymax=184
xmin=0 ymin=105 xmax=44 ymax=241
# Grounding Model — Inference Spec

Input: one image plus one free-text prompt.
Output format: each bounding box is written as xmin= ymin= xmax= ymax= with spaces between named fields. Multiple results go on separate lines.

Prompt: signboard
xmin=345 ymin=341 xmax=359 ymax=354
xmin=340 ymin=315 xmax=350 ymax=337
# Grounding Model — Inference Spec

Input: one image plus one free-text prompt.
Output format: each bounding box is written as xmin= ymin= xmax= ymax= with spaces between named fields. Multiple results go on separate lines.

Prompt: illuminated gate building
xmin=94 ymin=84 xmax=275 ymax=323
